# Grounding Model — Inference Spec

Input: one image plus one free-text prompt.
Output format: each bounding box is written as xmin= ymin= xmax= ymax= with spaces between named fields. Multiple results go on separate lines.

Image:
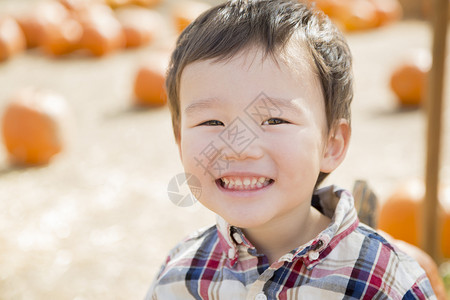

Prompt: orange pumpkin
xmin=369 ymin=0 xmax=402 ymax=27
xmin=115 ymin=7 xmax=163 ymax=48
xmin=172 ymin=1 xmax=212 ymax=34
xmin=77 ymin=3 xmax=125 ymax=56
xmin=104 ymin=0 xmax=134 ymax=9
xmin=378 ymin=178 xmax=450 ymax=258
xmin=41 ymin=17 xmax=83 ymax=56
xmin=311 ymin=0 xmax=342 ymax=17
xmin=0 ymin=16 xmax=26 ymax=62
xmin=333 ymin=0 xmax=379 ymax=31
xmin=389 ymin=49 xmax=431 ymax=107
xmin=104 ymin=0 xmax=161 ymax=9
xmin=1 ymin=87 xmax=71 ymax=165
xmin=133 ymin=53 xmax=169 ymax=106
xmin=131 ymin=0 xmax=162 ymax=7
xmin=17 ymin=1 xmax=70 ymax=48
xmin=58 ymin=0 xmax=105 ymax=11
xmin=378 ymin=230 xmax=447 ymax=300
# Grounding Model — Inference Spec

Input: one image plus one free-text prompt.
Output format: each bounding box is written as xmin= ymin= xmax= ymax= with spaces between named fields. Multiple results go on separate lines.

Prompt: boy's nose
xmin=219 ymin=138 xmax=264 ymax=161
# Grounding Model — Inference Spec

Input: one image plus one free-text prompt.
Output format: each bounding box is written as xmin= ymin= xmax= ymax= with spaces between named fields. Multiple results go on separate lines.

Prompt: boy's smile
xmin=217 ymin=175 xmax=274 ymax=191
xmin=177 ymin=47 xmax=347 ymax=233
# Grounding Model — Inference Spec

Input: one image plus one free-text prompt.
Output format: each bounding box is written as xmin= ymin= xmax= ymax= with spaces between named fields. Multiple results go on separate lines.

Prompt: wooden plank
xmin=423 ymin=0 xmax=448 ymax=261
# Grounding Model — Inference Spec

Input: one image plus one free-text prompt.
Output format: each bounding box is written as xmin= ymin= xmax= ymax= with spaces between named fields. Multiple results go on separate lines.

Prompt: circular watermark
xmin=167 ymin=173 xmax=201 ymax=207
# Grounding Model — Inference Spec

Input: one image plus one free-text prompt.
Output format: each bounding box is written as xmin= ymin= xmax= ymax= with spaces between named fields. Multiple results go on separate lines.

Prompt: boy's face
xmin=177 ymin=47 xmax=346 ymax=229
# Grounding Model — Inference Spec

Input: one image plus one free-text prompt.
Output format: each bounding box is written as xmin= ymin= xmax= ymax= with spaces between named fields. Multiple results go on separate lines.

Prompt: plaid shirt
xmin=147 ymin=186 xmax=436 ymax=300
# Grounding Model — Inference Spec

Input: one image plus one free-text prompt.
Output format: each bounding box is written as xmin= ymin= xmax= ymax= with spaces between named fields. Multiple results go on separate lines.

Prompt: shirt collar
xmin=216 ymin=185 xmax=359 ymax=268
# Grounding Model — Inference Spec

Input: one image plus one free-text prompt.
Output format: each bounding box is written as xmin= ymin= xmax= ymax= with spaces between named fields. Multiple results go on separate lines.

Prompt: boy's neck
xmin=241 ymin=204 xmax=331 ymax=265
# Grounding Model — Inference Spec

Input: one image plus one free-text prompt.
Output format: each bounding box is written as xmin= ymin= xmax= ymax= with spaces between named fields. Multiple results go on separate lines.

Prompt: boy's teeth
xmin=229 ymin=179 xmax=235 ymax=188
xmin=220 ymin=176 xmax=271 ymax=190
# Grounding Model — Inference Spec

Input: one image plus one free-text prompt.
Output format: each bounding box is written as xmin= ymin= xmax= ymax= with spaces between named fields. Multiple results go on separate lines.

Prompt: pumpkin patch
xmin=0 ymin=0 xmax=449 ymax=298
xmin=308 ymin=0 xmax=402 ymax=31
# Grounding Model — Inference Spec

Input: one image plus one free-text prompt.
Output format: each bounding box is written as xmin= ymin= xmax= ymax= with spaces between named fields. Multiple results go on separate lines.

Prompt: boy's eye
xmin=198 ymin=120 xmax=224 ymax=126
xmin=262 ymin=118 xmax=289 ymax=125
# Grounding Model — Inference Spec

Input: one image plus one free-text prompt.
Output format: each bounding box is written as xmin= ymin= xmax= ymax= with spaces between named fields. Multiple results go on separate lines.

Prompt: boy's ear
xmin=320 ymin=119 xmax=351 ymax=173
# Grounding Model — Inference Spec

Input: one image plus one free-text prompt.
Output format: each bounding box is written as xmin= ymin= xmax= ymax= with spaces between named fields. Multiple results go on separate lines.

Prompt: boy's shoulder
xmin=166 ymin=225 xmax=218 ymax=263
xmin=156 ymin=224 xmax=221 ymax=274
xmin=145 ymin=224 xmax=222 ymax=300
xmin=341 ymin=222 xmax=434 ymax=298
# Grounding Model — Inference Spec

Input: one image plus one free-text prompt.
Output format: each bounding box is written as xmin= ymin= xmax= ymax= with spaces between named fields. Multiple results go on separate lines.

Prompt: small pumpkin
xmin=58 ymin=0 xmax=101 ymax=11
xmin=41 ymin=17 xmax=83 ymax=56
xmin=0 ymin=16 xmax=26 ymax=62
xmin=389 ymin=49 xmax=431 ymax=107
xmin=17 ymin=1 xmax=70 ymax=48
xmin=311 ymin=0 xmax=342 ymax=17
xmin=369 ymin=0 xmax=402 ymax=27
xmin=115 ymin=7 xmax=163 ymax=48
xmin=172 ymin=1 xmax=212 ymax=34
xmin=333 ymin=0 xmax=379 ymax=31
xmin=378 ymin=178 xmax=450 ymax=258
xmin=77 ymin=3 xmax=125 ymax=56
xmin=133 ymin=53 xmax=169 ymax=106
xmin=131 ymin=0 xmax=162 ymax=8
xmin=1 ymin=87 xmax=71 ymax=165
xmin=104 ymin=0 xmax=134 ymax=9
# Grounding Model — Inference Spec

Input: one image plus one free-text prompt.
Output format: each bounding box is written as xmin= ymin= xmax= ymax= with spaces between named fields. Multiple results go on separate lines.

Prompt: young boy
xmin=147 ymin=0 xmax=436 ymax=299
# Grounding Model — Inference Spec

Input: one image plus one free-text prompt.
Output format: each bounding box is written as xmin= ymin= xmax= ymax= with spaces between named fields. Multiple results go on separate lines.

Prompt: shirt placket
xmin=245 ymin=237 xmax=329 ymax=300
xmin=245 ymin=253 xmax=294 ymax=300
xmin=245 ymin=266 xmax=277 ymax=300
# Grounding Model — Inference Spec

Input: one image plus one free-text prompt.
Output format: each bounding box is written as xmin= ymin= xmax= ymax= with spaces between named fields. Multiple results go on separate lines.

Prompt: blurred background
xmin=0 ymin=0 xmax=449 ymax=298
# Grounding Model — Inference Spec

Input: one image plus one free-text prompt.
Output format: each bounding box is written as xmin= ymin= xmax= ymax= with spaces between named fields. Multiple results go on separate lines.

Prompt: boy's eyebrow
xmin=184 ymin=98 xmax=220 ymax=115
xmin=265 ymin=97 xmax=305 ymax=115
xmin=183 ymin=96 xmax=306 ymax=115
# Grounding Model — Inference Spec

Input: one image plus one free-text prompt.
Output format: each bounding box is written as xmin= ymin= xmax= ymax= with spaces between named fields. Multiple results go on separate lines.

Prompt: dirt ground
xmin=0 ymin=0 xmax=449 ymax=299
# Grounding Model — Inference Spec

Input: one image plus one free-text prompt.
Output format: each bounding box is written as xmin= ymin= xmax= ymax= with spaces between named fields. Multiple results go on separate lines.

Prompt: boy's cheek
xmin=180 ymin=139 xmax=213 ymax=176
xmin=180 ymin=144 xmax=229 ymax=184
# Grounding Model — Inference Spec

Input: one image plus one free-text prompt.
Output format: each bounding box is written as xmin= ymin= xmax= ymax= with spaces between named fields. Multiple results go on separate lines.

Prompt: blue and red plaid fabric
xmin=147 ymin=186 xmax=436 ymax=299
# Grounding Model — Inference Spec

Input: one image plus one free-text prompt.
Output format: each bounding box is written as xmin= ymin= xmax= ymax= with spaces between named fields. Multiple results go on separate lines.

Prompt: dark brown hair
xmin=166 ymin=0 xmax=353 ymax=185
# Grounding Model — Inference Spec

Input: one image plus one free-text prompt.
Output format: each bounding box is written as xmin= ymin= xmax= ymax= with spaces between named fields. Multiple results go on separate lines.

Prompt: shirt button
xmin=255 ymin=292 xmax=267 ymax=300
xmin=228 ymin=248 xmax=236 ymax=259
xmin=232 ymin=232 xmax=243 ymax=244
xmin=308 ymin=250 xmax=319 ymax=261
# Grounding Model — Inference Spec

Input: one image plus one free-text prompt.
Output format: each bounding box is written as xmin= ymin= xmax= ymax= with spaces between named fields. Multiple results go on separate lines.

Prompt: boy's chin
xmin=220 ymin=213 xmax=273 ymax=230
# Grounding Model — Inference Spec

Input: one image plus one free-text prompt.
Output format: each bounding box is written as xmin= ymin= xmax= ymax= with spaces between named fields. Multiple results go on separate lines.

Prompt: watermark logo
xmin=218 ymin=117 xmax=258 ymax=156
xmin=167 ymin=173 xmax=201 ymax=207
xmin=192 ymin=92 xmax=283 ymax=180
xmin=194 ymin=141 xmax=231 ymax=179
xmin=245 ymin=92 xmax=283 ymax=130
xmin=193 ymin=116 xmax=258 ymax=179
